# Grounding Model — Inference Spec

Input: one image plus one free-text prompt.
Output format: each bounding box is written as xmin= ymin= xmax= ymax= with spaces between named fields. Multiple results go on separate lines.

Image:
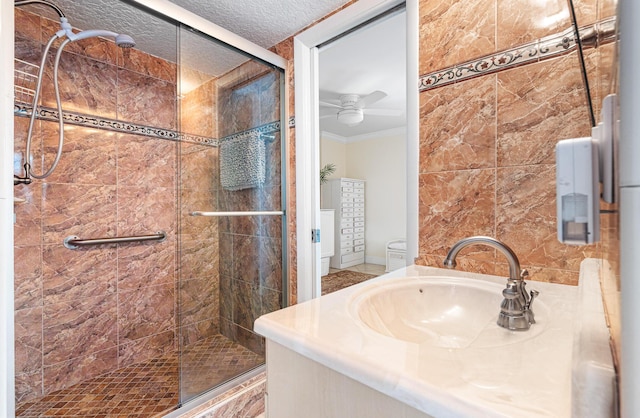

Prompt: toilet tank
xmin=320 ymin=209 xmax=335 ymax=257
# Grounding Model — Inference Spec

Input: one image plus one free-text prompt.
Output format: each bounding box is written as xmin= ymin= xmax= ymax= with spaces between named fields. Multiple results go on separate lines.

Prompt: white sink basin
xmin=352 ymin=276 xmax=547 ymax=348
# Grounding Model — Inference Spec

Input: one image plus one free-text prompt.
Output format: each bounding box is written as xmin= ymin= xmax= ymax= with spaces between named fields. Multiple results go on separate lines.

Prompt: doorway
xmin=318 ymin=10 xmax=407 ymax=294
xmin=294 ymin=0 xmax=419 ymax=301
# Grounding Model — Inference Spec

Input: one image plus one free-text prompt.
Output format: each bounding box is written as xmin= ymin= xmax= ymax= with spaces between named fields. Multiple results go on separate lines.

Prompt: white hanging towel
xmin=219 ymin=131 xmax=266 ymax=191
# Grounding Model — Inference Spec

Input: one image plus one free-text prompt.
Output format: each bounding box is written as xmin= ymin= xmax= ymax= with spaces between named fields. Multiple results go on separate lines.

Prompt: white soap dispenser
xmin=556 ymin=137 xmax=600 ymax=245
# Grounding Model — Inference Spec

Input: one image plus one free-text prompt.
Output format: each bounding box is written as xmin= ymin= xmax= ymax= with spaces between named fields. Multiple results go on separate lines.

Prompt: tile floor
xmin=328 ymin=262 xmax=386 ymax=276
xmin=322 ymin=263 xmax=386 ymax=295
xmin=16 ymin=335 xmax=264 ymax=418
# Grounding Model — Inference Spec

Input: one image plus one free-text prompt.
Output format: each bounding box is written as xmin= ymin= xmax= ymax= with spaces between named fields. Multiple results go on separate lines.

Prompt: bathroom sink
xmin=352 ymin=276 xmax=547 ymax=348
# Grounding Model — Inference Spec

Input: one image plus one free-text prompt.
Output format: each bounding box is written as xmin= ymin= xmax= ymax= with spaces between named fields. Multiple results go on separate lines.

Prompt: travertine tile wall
xmin=415 ymin=0 xmax=617 ymax=285
xmin=14 ymin=9 xmax=179 ymax=402
xmin=179 ymin=75 xmax=221 ymax=346
xmin=216 ymin=63 xmax=284 ymax=355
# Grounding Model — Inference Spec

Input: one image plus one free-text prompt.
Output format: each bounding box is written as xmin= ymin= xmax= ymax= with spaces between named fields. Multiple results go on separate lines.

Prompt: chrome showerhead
xmin=114 ymin=34 xmax=135 ymax=49
xmin=57 ymin=18 xmax=135 ymax=49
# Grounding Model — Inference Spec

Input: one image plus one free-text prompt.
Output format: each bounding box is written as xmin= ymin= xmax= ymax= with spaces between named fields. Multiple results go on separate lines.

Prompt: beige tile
xmin=42 ymin=244 xmax=117 ymax=305
xmin=15 ymin=9 xmax=41 ymax=43
xmin=40 ymin=50 xmax=118 ymax=118
xmin=118 ymin=46 xmax=177 ymax=83
xmin=14 ymin=246 xmax=42 ymax=310
xmin=497 ymin=54 xmax=592 ymax=167
xmin=42 ymin=293 xmax=118 ymax=365
xmin=118 ymin=283 xmax=175 ymax=342
xmin=43 ymin=123 xmax=117 ymax=185
xmin=15 ymin=307 xmax=43 ymax=376
xmin=117 ymin=236 xmax=176 ymax=292
xmin=572 ymin=0 xmax=598 ymax=25
xmin=117 ymin=330 xmax=175 ymax=368
xmin=179 ymin=275 xmax=220 ymax=327
xmin=420 ymin=76 xmax=496 ymax=172
xmin=41 ymin=183 xmax=117 ymax=245
xmin=180 ymin=142 xmax=219 ymax=193
xmin=180 ymin=76 xmax=217 ymax=138
xmin=116 ymin=68 xmax=176 ymax=129
xmin=415 ymin=253 xmax=498 ymax=276
xmin=599 ymin=0 xmax=618 ymax=19
xmin=13 ymin=183 xmax=42 ymax=248
xmin=179 ymin=237 xmax=219 ymax=281
xmin=117 ymin=133 xmax=177 ymax=188
xmin=418 ymin=169 xmax=495 ymax=258
xmin=116 ymin=185 xmax=176 ymax=237
xmin=42 ymin=346 xmax=118 ymax=394
xmin=497 ymin=0 xmax=572 ymax=50
xmin=419 ymin=0 xmax=495 ymax=73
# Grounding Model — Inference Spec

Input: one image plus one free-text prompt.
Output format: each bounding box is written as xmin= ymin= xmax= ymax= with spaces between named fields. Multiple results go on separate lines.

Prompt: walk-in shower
xmin=12 ymin=0 xmax=287 ymax=416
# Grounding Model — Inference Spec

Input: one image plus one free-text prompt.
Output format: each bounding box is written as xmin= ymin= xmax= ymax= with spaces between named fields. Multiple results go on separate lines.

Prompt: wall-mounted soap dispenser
xmin=556 ymin=94 xmax=618 ymax=245
xmin=556 ymin=137 xmax=600 ymax=245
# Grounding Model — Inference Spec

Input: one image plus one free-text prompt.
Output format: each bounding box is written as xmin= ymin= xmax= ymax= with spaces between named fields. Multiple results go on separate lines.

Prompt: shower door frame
xmin=1 ymin=2 xmax=16 ymax=416
xmin=136 ymin=0 xmax=291 ymax=403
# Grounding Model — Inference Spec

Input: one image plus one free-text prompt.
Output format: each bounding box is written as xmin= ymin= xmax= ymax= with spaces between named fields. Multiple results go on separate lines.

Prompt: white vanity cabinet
xmin=322 ymin=178 xmax=365 ymax=269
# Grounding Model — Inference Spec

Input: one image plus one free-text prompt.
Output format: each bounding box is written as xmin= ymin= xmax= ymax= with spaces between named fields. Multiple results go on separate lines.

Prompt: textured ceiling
xmin=20 ymin=0 xmax=349 ymax=78
xmin=20 ymin=0 xmax=406 ymax=137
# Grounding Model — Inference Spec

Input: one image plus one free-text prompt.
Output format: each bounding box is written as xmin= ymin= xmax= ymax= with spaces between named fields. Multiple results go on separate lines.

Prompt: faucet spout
xmin=443 ymin=236 xmax=538 ymax=331
xmin=443 ymin=236 xmax=522 ymax=281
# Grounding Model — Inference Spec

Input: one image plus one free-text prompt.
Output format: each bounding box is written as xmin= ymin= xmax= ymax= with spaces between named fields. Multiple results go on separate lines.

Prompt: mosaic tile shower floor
xmin=16 ymin=334 xmax=265 ymax=418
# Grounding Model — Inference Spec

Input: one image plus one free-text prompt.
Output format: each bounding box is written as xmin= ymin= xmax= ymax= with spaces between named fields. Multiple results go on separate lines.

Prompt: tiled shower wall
xmin=415 ymin=0 xmax=617 ymax=286
xmin=13 ymin=8 xmax=182 ymax=403
xmin=179 ymin=75 xmax=221 ymax=346
xmin=216 ymin=62 xmax=284 ymax=355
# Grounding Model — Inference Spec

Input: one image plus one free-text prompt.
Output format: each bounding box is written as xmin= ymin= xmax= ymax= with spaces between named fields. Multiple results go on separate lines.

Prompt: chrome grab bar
xmin=190 ymin=211 xmax=284 ymax=217
xmin=64 ymin=231 xmax=167 ymax=249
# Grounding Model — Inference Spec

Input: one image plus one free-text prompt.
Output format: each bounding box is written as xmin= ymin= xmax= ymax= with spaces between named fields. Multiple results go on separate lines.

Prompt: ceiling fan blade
xmin=319 ymin=90 xmax=342 ymax=103
xmin=319 ymin=100 xmax=342 ymax=109
xmin=319 ymin=114 xmax=335 ymax=120
xmin=319 ymin=108 xmax=336 ymax=117
xmin=363 ymin=108 xmax=403 ymax=117
xmin=356 ymin=91 xmax=387 ymax=108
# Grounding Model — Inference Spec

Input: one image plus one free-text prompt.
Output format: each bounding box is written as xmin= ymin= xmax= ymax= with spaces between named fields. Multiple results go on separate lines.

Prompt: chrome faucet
xmin=443 ymin=236 xmax=539 ymax=331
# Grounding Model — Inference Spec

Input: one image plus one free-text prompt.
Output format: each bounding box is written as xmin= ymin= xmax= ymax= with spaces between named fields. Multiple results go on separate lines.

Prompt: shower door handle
xmin=190 ymin=211 xmax=284 ymax=217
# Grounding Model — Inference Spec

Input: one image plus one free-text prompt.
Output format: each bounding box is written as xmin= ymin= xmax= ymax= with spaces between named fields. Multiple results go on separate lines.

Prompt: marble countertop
xmin=255 ymin=265 xmax=584 ymax=418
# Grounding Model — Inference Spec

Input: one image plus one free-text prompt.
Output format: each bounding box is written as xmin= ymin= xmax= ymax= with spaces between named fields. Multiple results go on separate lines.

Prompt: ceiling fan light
xmin=337 ymin=108 xmax=364 ymax=125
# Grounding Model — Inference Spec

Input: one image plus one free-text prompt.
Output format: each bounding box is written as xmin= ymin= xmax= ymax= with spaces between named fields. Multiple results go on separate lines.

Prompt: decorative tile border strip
xmin=14 ymin=103 xmax=218 ymax=146
xmin=419 ymin=17 xmax=616 ymax=91
xmin=219 ymin=120 xmax=283 ymax=143
xmin=14 ymin=103 xmax=297 ymax=146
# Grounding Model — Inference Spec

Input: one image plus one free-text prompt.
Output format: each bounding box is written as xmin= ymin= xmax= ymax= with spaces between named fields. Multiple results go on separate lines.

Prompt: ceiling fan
xmin=319 ymin=90 xmax=402 ymax=126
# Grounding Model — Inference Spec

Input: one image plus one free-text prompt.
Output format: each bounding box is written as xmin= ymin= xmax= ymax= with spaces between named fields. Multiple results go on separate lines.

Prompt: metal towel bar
xmin=190 ymin=211 xmax=284 ymax=217
xmin=64 ymin=231 xmax=167 ymax=249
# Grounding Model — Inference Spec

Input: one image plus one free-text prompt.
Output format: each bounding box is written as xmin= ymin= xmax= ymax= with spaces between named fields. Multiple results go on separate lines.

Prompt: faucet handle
xmin=528 ymin=289 xmax=539 ymax=309
xmin=525 ymin=289 xmax=539 ymax=324
xmin=520 ymin=269 xmax=529 ymax=280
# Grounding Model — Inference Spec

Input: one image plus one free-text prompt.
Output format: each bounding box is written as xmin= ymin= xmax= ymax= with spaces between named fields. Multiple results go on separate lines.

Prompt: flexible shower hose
xmin=23 ymin=34 xmax=69 ymax=180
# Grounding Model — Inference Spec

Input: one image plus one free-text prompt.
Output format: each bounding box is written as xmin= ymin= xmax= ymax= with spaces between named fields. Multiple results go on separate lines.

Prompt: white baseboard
xmin=365 ymin=255 xmax=385 ymax=265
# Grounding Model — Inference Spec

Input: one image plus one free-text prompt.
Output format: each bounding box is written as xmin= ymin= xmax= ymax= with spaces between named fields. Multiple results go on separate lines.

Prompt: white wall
xmin=321 ymin=129 xmax=406 ymax=264
xmin=320 ymin=132 xmax=347 ymax=181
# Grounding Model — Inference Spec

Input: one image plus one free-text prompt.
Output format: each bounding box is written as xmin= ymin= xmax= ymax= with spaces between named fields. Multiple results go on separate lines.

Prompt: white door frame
xmin=294 ymin=0 xmax=419 ymax=302
xmin=0 ymin=1 xmax=15 ymax=415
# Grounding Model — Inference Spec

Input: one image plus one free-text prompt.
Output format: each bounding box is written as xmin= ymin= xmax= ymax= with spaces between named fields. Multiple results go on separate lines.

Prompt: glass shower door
xmin=177 ymin=25 xmax=286 ymax=402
